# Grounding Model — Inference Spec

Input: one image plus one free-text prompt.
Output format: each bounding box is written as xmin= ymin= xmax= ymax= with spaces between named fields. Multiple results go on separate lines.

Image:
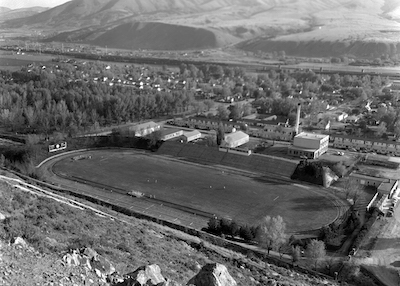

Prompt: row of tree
xmin=207 ymin=215 xmax=327 ymax=269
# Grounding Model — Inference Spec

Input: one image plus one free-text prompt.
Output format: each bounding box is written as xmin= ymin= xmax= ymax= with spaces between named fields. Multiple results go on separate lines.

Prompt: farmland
xmin=50 ymin=149 xmax=342 ymax=233
xmin=0 ymin=51 xmax=54 ymax=71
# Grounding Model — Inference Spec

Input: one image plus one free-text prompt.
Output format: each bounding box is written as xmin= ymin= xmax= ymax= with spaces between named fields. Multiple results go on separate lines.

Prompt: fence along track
xmin=0 ymin=174 xmax=113 ymax=219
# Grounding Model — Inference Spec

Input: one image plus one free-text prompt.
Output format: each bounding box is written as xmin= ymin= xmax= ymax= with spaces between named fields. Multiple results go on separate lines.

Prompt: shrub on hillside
xmin=206 ymin=217 xmax=258 ymax=242
xmin=1 ymin=216 xmax=43 ymax=245
xmin=68 ymin=234 xmax=98 ymax=250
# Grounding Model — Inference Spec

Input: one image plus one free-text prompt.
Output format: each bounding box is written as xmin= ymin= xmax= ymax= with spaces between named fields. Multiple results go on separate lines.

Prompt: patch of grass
xmin=53 ymin=150 xmax=339 ymax=232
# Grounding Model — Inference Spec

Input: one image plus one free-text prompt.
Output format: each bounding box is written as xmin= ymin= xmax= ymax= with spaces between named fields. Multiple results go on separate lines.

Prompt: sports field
xmin=52 ymin=149 xmax=341 ymax=232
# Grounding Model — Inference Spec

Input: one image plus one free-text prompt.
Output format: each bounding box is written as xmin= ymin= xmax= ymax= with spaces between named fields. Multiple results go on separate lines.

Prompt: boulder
xmin=120 ymin=264 xmax=166 ymax=286
xmin=187 ymin=263 xmax=236 ymax=286
xmin=90 ymin=254 xmax=115 ymax=276
xmin=12 ymin=237 xmax=28 ymax=248
xmin=79 ymin=256 xmax=92 ymax=270
xmin=82 ymin=247 xmax=98 ymax=260
xmin=44 ymin=237 xmax=58 ymax=247
xmin=0 ymin=212 xmax=5 ymax=221
xmin=63 ymin=252 xmax=81 ymax=266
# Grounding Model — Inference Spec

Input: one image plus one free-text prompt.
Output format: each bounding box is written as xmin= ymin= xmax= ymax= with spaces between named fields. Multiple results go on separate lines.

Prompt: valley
xmin=1 ymin=1 xmax=400 ymax=286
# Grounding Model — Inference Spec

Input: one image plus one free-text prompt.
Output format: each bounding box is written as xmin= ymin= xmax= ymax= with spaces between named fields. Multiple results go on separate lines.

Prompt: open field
xmin=51 ymin=149 xmax=343 ymax=233
xmin=0 ymin=51 xmax=54 ymax=71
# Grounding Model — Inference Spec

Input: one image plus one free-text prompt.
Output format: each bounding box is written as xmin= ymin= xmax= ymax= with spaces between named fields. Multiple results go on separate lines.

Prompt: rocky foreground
xmin=0 ymin=173 xmax=340 ymax=286
xmin=1 ymin=235 xmax=341 ymax=286
xmin=1 ymin=237 xmax=237 ymax=286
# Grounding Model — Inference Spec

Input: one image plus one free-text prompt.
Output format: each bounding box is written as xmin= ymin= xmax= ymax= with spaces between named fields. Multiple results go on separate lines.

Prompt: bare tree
xmin=306 ymin=239 xmax=326 ymax=270
xmin=257 ymin=215 xmax=287 ymax=255
xmin=343 ymin=177 xmax=363 ymax=205
xmin=291 ymin=245 xmax=301 ymax=265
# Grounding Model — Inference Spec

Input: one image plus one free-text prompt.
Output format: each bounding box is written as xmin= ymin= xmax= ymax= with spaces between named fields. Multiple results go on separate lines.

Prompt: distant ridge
xmin=0 ymin=7 xmax=48 ymax=22
xmin=2 ymin=0 xmax=400 ymax=58
xmin=0 ymin=7 xmax=11 ymax=14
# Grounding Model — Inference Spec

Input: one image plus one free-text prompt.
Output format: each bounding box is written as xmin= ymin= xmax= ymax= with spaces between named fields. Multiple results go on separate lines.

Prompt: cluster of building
xmin=127 ymin=121 xmax=201 ymax=143
xmin=132 ymin=102 xmax=330 ymax=160
xmin=171 ymin=115 xmax=296 ymax=142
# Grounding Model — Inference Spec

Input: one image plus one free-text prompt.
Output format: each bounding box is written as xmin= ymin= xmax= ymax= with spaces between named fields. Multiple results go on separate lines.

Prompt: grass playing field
xmin=52 ymin=149 xmax=341 ymax=232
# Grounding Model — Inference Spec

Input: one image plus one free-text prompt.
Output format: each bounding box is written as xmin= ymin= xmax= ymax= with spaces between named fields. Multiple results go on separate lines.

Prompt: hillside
xmin=0 ymin=7 xmax=48 ymax=22
xmin=0 ymin=7 xmax=11 ymax=14
xmin=2 ymin=0 xmax=400 ymax=57
xmin=0 ymin=171 xmax=340 ymax=286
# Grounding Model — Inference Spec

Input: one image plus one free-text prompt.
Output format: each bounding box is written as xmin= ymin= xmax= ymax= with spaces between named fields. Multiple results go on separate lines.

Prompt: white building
xmin=160 ymin=128 xmax=184 ymax=141
xmin=223 ymin=131 xmax=249 ymax=148
xmin=183 ymin=130 xmax=201 ymax=142
xmin=129 ymin=121 xmax=161 ymax=137
xmin=288 ymin=132 xmax=329 ymax=159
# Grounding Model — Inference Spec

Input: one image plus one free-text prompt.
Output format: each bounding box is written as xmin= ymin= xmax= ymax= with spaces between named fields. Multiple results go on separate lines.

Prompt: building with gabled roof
xmin=183 ymin=130 xmax=201 ymax=142
xmin=223 ymin=131 xmax=249 ymax=148
xmin=129 ymin=121 xmax=160 ymax=137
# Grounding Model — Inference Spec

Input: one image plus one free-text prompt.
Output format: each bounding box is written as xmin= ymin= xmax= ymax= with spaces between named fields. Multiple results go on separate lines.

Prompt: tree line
xmin=207 ymin=215 xmax=326 ymax=269
xmin=0 ymin=57 xmax=392 ymax=138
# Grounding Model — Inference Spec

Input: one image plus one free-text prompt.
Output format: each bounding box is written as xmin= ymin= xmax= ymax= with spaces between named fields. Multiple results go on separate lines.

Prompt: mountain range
xmin=0 ymin=7 xmax=48 ymax=21
xmin=2 ymin=0 xmax=400 ymax=58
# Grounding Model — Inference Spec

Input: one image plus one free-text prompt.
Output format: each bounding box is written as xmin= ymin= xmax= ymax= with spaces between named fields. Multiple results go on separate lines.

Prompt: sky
xmin=0 ymin=0 xmax=71 ymax=9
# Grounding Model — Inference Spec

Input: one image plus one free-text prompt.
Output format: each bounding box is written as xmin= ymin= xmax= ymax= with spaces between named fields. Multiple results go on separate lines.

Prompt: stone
xmin=165 ymin=279 xmax=182 ymax=286
xmin=44 ymin=237 xmax=58 ymax=248
xmin=79 ymin=256 xmax=92 ymax=270
xmin=63 ymin=253 xmax=81 ymax=266
xmin=187 ymin=263 xmax=237 ymax=286
xmin=121 ymin=264 xmax=166 ymax=286
xmin=90 ymin=254 xmax=115 ymax=276
xmin=12 ymin=237 xmax=27 ymax=248
xmin=82 ymin=247 xmax=98 ymax=260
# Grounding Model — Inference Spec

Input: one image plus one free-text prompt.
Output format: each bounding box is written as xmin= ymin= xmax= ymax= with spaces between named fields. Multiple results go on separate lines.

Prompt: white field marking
xmin=293 ymin=183 xmax=310 ymax=189
xmin=146 ymin=204 xmax=154 ymax=210
xmin=273 ymin=196 xmax=279 ymax=201
xmin=99 ymin=157 xmax=108 ymax=162
xmin=0 ymin=175 xmax=116 ymax=219
xmin=13 ymin=185 xmax=84 ymax=210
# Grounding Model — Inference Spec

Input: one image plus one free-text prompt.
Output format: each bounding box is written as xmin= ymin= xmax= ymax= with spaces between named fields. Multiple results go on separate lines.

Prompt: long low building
xmin=172 ymin=116 xmax=295 ymax=141
xmin=160 ymin=128 xmax=184 ymax=141
xmin=331 ymin=134 xmax=400 ymax=155
xmin=183 ymin=130 xmax=202 ymax=142
xmin=350 ymin=172 xmax=398 ymax=198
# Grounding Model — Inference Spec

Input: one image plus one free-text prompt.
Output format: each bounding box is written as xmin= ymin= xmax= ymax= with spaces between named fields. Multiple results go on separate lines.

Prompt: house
xmin=336 ymin=112 xmax=348 ymax=122
xmin=316 ymin=119 xmax=330 ymax=130
xmin=390 ymin=80 xmax=400 ymax=90
xmin=346 ymin=115 xmax=361 ymax=123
